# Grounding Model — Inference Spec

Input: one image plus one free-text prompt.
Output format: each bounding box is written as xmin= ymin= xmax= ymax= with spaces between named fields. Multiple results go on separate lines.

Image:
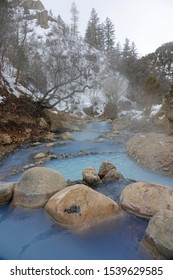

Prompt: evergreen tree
xmin=85 ymin=8 xmax=103 ymax=50
xmin=121 ymin=38 xmax=138 ymax=77
xmin=104 ymin=17 xmax=115 ymax=53
xmin=122 ymin=38 xmax=131 ymax=60
xmin=53 ymin=15 xmax=69 ymax=37
xmin=70 ymin=1 xmax=79 ymax=36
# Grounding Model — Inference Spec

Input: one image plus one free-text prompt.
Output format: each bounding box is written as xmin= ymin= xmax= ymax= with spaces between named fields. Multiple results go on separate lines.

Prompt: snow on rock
xmin=119 ymin=110 xmax=144 ymax=120
xmin=150 ymin=104 xmax=162 ymax=117
xmin=2 ymin=73 xmax=34 ymax=99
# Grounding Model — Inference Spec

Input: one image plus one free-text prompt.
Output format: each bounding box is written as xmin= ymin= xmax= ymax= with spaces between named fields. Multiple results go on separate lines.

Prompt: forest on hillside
xmin=0 ymin=0 xmax=173 ymax=118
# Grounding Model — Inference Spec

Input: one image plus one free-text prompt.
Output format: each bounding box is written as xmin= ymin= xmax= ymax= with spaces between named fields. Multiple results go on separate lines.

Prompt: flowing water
xmin=0 ymin=121 xmax=173 ymax=260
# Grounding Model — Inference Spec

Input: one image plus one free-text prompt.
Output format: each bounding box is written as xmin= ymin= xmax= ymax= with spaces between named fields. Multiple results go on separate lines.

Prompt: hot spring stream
xmin=0 ymin=121 xmax=173 ymax=260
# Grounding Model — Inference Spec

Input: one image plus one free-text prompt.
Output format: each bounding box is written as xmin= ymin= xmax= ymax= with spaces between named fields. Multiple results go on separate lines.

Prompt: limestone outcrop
xmin=126 ymin=132 xmax=173 ymax=175
xmin=45 ymin=184 xmax=121 ymax=229
xmin=12 ymin=167 xmax=66 ymax=208
xmin=120 ymin=182 xmax=173 ymax=219
xmin=143 ymin=210 xmax=173 ymax=259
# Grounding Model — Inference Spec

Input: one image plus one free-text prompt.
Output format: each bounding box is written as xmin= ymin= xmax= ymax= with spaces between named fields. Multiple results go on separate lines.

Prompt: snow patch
xmin=3 ymin=73 xmax=33 ymax=99
xmin=119 ymin=109 xmax=144 ymax=120
xmin=150 ymin=104 xmax=162 ymax=117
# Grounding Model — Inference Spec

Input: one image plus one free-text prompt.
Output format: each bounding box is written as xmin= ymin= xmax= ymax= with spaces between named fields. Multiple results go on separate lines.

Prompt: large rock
xmin=82 ymin=167 xmax=101 ymax=185
xmin=143 ymin=210 xmax=173 ymax=259
xmin=22 ymin=0 xmax=45 ymax=11
xmin=120 ymin=182 xmax=173 ymax=219
xmin=98 ymin=160 xmax=116 ymax=179
xmin=37 ymin=10 xmax=49 ymax=29
xmin=102 ymin=169 xmax=122 ymax=182
xmin=45 ymin=110 xmax=80 ymax=132
xmin=45 ymin=184 xmax=121 ymax=229
xmin=0 ymin=182 xmax=15 ymax=205
xmin=126 ymin=132 xmax=173 ymax=175
xmin=12 ymin=167 xmax=66 ymax=208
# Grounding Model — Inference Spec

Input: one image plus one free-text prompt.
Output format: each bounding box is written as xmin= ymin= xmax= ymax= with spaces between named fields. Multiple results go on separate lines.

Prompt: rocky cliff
xmin=19 ymin=0 xmax=51 ymax=29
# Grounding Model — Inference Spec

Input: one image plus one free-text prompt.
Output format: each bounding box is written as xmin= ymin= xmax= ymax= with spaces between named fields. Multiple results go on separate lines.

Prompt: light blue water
xmin=0 ymin=120 xmax=173 ymax=260
xmin=45 ymin=151 xmax=173 ymax=187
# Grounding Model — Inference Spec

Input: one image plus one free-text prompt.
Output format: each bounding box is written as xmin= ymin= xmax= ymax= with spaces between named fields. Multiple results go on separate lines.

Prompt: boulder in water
xmin=143 ymin=210 xmax=173 ymax=259
xmin=120 ymin=182 xmax=173 ymax=219
xmin=12 ymin=167 xmax=66 ymax=208
xmin=98 ymin=160 xmax=116 ymax=179
xmin=45 ymin=184 xmax=121 ymax=229
xmin=102 ymin=169 xmax=122 ymax=182
xmin=0 ymin=182 xmax=15 ymax=205
xmin=82 ymin=167 xmax=101 ymax=185
xmin=126 ymin=132 xmax=173 ymax=175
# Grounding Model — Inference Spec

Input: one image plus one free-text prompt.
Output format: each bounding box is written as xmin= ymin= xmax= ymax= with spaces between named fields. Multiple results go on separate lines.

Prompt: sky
xmin=41 ymin=0 xmax=173 ymax=57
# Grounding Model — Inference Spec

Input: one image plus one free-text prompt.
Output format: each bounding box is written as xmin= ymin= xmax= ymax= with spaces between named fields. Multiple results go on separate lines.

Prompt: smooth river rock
xmin=102 ymin=169 xmax=122 ymax=182
xmin=45 ymin=184 xmax=121 ymax=229
xmin=143 ymin=210 xmax=173 ymax=259
xmin=126 ymin=132 xmax=173 ymax=175
xmin=0 ymin=182 xmax=15 ymax=205
xmin=12 ymin=167 xmax=66 ymax=208
xmin=98 ymin=160 xmax=116 ymax=179
xmin=82 ymin=167 xmax=101 ymax=185
xmin=120 ymin=182 xmax=173 ymax=219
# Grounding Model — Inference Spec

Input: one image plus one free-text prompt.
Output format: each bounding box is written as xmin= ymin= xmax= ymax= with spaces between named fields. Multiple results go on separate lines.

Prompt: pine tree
xmin=85 ymin=8 xmax=103 ymax=50
xmin=121 ymin=38 xmax=137 ymax=76
xmin=104 ymin=17 xmax=115 ymax=53
xmin=122 ymin=38 xmax=131 ymax=60
xmin=54 ymin=15 xmax=69 ymax=37
xmin=70 ymin=1 xmax=79 ymax=36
